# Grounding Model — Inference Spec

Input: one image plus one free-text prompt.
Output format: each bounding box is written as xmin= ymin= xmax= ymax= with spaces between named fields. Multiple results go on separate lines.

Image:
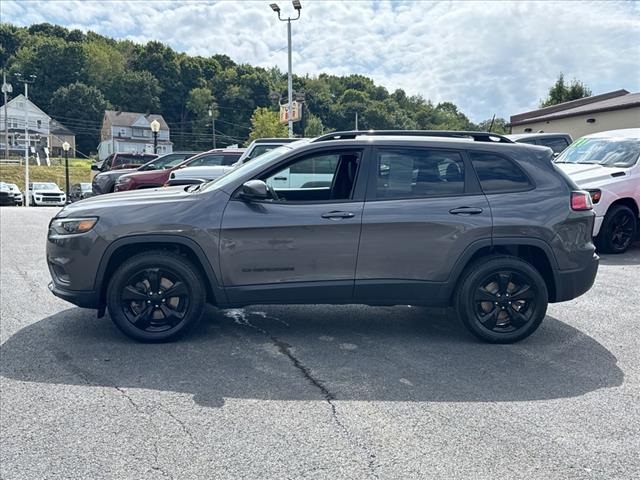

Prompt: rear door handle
xmin=449 ymin=207 xmax=483 ymax=215
xmin=321 ymin=211 xmax=355 ymax=219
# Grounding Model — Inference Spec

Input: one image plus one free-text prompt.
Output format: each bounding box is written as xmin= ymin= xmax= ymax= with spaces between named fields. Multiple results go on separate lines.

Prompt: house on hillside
xmin=49 ymin=119 xmax=76 ymax=157
xmin=0 ymin=94 xmax=51 ymax=161
xmin=509 ymin=89 xmax=640 ymax=138
xmin=98 ymin=110 xmax=172 ymax=161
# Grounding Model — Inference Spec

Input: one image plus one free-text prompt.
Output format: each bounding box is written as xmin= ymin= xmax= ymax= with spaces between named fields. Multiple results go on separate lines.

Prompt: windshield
xmin=201 ymin=146 xmax=293 ymax=192
xmin=555 ymin=137 xmax=640 ymax=167
xmin=32 ymin=183 xmax=57 ymax=190
xmin=141 ymin=153 xmax=193 ymax=170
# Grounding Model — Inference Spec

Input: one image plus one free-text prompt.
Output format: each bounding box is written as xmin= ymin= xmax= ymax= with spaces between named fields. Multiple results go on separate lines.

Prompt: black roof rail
xmin=312 ymin=130 xmax=514 ymax=143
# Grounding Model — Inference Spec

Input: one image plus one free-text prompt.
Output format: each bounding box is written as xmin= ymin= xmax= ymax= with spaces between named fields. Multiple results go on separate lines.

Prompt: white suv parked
xmin=29 ymin=182 xmax=66 ymax=207
xmin=555 ymin=128 xmax=640 ymax=253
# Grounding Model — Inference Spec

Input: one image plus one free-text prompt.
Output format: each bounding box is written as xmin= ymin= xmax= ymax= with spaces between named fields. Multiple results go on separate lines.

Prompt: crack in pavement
xmin=225 ymin=309 xmax=380 ymax=479
xmin=50 ymin=349 xmax=181 ymax=479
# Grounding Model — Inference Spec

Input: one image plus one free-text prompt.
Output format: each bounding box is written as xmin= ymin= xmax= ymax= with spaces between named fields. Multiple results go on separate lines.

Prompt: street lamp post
xmin=62 ymin=141 xmax=70 ymax=204
xmin=270 ymin=1 xmax=302 ymax=139
xmin=208 ymin=105 xmax=217 ymax=149
xmin=14 ymin=73 xmax=36 ymax=207
xmin=150 ymin=119 xmax=160 ymax=154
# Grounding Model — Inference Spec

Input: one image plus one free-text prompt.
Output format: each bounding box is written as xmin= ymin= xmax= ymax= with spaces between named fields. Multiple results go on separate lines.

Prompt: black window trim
xmin=231 ymin=146 xmax=370 ymax=205
xmin=364 ymin=146 xmax=481 ymax=202
xmin=467 ymin=149 xmax=536 ymax=195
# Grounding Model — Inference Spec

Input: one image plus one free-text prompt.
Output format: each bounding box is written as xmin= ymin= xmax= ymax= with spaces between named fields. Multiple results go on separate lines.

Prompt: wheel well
xmin=99 ymin=242 xmax=217 ymax=306
xmin=607 ymin=197 xmax=639 ymax=218
xmin=455 ymin=244 xmax=556 ymax=302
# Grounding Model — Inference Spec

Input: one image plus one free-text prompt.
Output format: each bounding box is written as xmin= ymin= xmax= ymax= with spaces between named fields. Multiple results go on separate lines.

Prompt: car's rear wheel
xmin=595 ymin=204 xmax=636 ymax=254
xmin=107 ymin=251 xmax=206 ymax=342
xmin=455 ymin=256 xmax=548 ymax=343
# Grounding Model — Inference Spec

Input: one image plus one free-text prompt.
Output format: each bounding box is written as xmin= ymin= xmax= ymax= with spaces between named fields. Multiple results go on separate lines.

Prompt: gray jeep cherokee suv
xmin=47 ymin=131 xmax=599 ymax=343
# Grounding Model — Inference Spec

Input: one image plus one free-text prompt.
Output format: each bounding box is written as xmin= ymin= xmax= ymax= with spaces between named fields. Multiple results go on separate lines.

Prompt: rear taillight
xmin=586 ymin=189 xmax=601 ymax=204
xmin=571 ymin=191 xmax=593 ymax=211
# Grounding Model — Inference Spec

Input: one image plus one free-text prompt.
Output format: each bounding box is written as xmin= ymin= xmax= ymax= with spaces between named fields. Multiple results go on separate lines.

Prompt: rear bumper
xmin=552 ymin=253 xmax=599 ymax=302
xmin=48 ymin=282 xmax=99 ymax=309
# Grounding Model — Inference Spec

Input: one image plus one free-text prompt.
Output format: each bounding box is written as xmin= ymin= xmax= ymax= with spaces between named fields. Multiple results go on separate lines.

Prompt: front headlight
xmin=49 ymin=217 xmax=98 ymax=235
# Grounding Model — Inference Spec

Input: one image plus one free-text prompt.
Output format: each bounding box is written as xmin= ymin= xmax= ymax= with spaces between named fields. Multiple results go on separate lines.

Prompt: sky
xmin=3 ymin=0 xmax=639 ymax=122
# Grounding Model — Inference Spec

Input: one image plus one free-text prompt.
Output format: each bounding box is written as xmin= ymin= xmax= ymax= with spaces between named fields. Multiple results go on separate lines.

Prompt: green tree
xmin=476 ymin=117 xmax=509 ymax=134
xmin=186 ymin=87 xmax=216 ymax=150
xmin=304 ymin=113 xmax=324 ymax=137
xmin=9 ymin=36 xmax=87 ymax=109
xmin=247 ymin=107 xmax=287 ymax=144
xmin=48 ymin=82 xmax=109 ymax=154
xmin=108 ymin=71 xmax=161 ymax=112
xmin=541 ymin=73 xmax=592 ymax=107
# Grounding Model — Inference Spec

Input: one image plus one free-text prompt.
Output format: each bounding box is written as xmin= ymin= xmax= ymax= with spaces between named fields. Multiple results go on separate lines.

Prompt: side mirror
xmin=146 ymin=163 xmax=156 ymax=170
xmin=239 ymin=180 xmax=268 ymax=200
xmin=91 ymin=163 xmax=100 ymax=171
xmin=553 ymin=152 xmax=560 ymax=158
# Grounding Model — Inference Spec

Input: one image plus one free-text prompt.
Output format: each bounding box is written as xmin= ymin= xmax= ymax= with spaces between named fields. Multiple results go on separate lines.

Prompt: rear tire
xmin=455 ymin=256 xmax=548 ymax=343
xmin=595 ymin=204 xmax=636 ymax=254
xmin=107 ymin=250 xmax=206 ymax=342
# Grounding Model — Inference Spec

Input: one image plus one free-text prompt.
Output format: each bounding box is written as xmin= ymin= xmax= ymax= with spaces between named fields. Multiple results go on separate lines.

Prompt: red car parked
xmin=113 ymin=148 xmax=245 ymax=192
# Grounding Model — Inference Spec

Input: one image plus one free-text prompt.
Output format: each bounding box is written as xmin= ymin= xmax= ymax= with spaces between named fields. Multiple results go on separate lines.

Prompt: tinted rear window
xmin=538 ymin=137 xmax=569 ymax=153
xmin=469 ymin=152 xmax=531 ymax=193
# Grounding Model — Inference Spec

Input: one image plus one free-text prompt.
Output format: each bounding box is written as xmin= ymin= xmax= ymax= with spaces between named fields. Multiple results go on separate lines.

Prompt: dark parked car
xmin=113 ymin=148 xmax=244 ymax=192
xmin=48 ymin=130 xmax=598 ymax=344
xmin=69 ymin=183 xmax=93 ymax=202
xmin=0 ymin=182 xmax=17 ymax=206
xmin=92 ymin=152 xmax=198 ymax=195
xmin=507 ymin=133 xmax=573 ymax=155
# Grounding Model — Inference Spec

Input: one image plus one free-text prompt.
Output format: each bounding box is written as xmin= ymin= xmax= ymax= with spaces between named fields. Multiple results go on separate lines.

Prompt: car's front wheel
xmin=595 ymin=204 xmax=636 ymax=254
xmin=107 ymin=251 xmax=206 ymax=342
xmin=455 ymin=256 xmax=548 ymax=343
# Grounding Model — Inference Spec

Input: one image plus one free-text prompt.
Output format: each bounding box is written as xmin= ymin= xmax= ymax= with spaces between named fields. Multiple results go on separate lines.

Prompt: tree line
xmin=2 ymin=23 xmax=586 ymax=155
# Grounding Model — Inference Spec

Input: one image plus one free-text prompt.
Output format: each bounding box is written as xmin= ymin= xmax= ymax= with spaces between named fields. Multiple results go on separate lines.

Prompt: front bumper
xmin=552 ymin=253 xmax=599 ymax=302
xmin=33 ymin=196 xmax=66 ymax=206
xmin=48 ymin=282 xmax=99 ymax=309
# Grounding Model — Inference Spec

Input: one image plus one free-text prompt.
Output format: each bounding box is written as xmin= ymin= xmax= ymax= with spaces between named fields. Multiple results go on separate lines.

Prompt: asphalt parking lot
xmin=1 ymin=207 xmax=639 ymax=480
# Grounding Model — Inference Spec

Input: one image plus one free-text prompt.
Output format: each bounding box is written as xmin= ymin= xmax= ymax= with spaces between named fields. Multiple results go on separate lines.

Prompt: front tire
xmin=595 ymin=204 xmax=636 ymax=254
xmin=107 ymin=251 xmax=206 ymax=342
xmin=455 ymin=256 xmax=548 ymax=343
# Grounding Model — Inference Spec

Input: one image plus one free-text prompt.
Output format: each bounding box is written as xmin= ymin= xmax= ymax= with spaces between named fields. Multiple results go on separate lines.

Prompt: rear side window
xmin=188 ymin=154 xmax=238 ymax=167
xmin=469 ymin=152 xmax=532 ymax=193
xmin=538 ymin=137 xmax=569 ymax=154
xmin=375 ymin=149 xmax=465 ymax=199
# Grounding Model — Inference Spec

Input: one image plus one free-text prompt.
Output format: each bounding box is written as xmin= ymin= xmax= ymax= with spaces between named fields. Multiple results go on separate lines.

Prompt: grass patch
xmin=0 ymin=158 xmax=92 ymax=189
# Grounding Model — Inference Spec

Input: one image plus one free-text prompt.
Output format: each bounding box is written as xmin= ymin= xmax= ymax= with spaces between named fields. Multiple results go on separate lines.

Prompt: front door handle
xmin=274 ymin=176 xmax=288 ymax=181
xmin=449 ymin=207 xmax=483 ymax=215
xmin=321 ymin=211 xmax=355 ymax=219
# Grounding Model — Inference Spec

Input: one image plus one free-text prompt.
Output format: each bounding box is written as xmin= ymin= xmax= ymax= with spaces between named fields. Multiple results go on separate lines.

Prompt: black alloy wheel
xmin=121 ymin=268 xmax=189 ymax=333
xmin=456 ymin=256 xmax=548 ymax=343
xmin=107 ymin=251 xmax=206 ymax=342
xmin=596 ymin=204 xmax=636 ymax=254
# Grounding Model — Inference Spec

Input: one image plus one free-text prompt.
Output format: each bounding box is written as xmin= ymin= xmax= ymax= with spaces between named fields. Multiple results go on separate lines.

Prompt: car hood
xmin=32 ymin=189 xmax=64 ymax=194
xmin=119 ymin=169 xmax=169 ymax=181
xmin=555 ymin=163 xmax=628 ymax=188
xmin=172 ymin=165 xmax=233 ymax=178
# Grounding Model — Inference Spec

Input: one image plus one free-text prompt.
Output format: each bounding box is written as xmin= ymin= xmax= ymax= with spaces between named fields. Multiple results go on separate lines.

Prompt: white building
xmin=98 ymin=110 xmax=172 ymax=161
xmin=0 ymin=94 xmax=50 ymax=158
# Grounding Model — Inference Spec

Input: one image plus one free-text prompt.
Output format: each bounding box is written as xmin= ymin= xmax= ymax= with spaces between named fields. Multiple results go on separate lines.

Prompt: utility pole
xmin=209 ymin=104 xmax=217 ymax=149
xmin=270 ymin=1 xmax=302 ymax=138
xmin=355 ymin=111 xmax=358 ymax=130
xmin=1 ymin=69 xmax=12 ymax=160
xmin=15 ymin=73 xmax=36 ymax=207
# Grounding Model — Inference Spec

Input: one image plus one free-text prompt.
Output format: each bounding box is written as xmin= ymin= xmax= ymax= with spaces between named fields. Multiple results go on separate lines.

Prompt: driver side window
xmin=260 ymin=150 xmax=362 ymax=202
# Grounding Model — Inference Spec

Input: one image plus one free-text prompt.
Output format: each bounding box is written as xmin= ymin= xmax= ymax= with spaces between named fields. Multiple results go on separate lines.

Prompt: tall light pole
xmin=62 ymin=141 xmax=70 ymax=204
xmin=14 ymin=73 xmax=36 ymax=207
xmin=208 ymin=104 xmax=217 ymax=149
xmin=270 ymin=1 xmax=302 ymax=138
xmin=150 ymin=119 xmax=160 ymax=154
xmin=1 ymin=69 xmax=12 ymax=160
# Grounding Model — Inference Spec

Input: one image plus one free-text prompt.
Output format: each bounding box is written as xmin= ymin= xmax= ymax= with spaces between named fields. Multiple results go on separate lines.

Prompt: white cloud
xmin=4 ymin=0 xmax=639 ymax=121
